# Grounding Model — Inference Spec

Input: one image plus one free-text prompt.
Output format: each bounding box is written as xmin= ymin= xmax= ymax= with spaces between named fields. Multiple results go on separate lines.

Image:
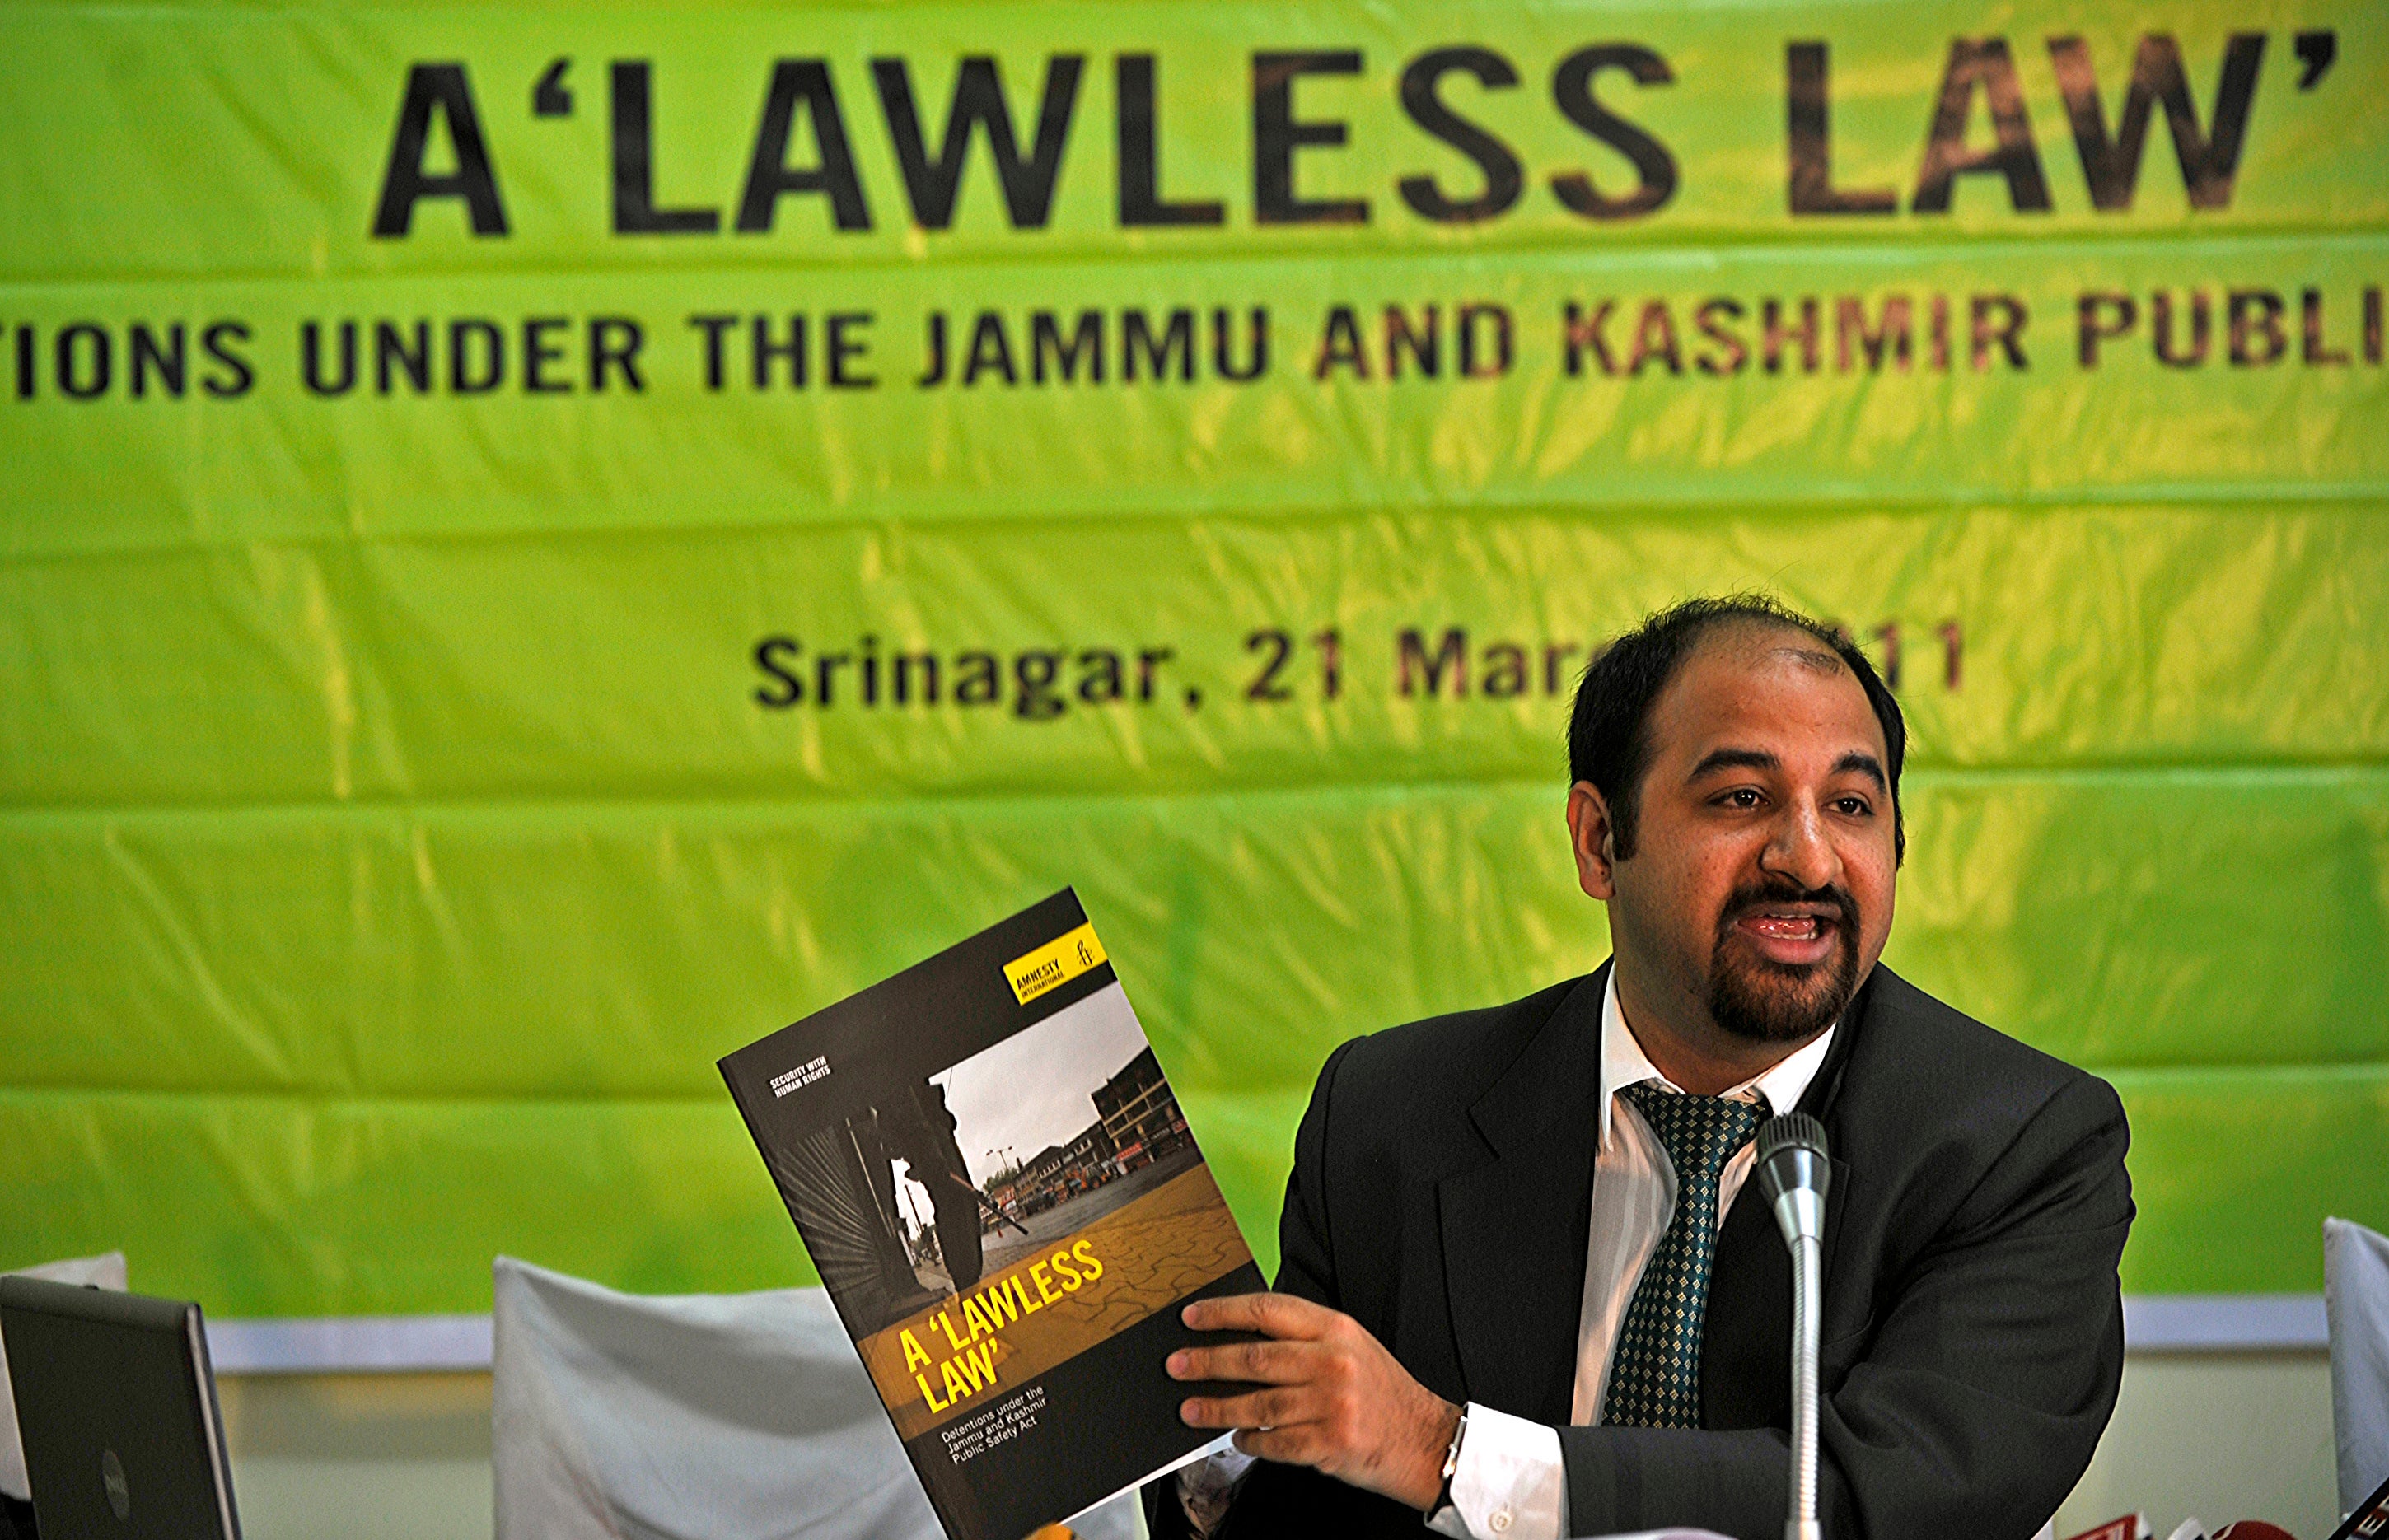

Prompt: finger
xmin=1180 ymin=1291 xmax=1331 ymax=1339
xmin=1178 ymin=1387 xmax=1315 ymax=1432
xmin=1230 ymin=1426 xmax=1315 ymax=1464
xmin=1166 ymin=1338 xmax=1314 ymax=1384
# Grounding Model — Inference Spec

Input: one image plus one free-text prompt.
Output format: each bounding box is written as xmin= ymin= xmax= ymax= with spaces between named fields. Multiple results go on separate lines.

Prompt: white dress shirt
xmin=1179 ymin=972 xmax=1835 ymax=1540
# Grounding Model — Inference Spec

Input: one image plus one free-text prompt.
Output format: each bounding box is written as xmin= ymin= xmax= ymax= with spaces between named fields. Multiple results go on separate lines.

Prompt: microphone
xmin=1756 ymin=1113 xmax=1831 ymax=1540
xmin=1756 ymin=1113 xmax=1830 ymax=1249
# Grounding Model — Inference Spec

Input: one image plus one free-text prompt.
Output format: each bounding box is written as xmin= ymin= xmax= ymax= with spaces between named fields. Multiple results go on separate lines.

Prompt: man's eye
xmin=1835 ymin=796 xmax=1872 ymax=816
xmin=1721 ymin=788 xmax=1762 ymax=809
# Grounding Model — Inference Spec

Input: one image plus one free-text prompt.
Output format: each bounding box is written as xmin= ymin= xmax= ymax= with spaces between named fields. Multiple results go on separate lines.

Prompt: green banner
xmin=4 ymin=0 xmax=2382 ymax=279
xmin=1 ymin=0 xmax=2384 ymax=1315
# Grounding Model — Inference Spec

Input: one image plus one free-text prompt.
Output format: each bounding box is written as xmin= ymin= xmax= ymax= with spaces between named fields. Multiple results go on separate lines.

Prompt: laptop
xmin=0 ymin=1276 xmax=241 ymax=1540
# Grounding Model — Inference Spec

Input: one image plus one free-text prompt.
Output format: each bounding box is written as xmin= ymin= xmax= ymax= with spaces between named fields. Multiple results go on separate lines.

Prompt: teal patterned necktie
xmin=1600 ymin=1080 xmax=1770 ymax=1429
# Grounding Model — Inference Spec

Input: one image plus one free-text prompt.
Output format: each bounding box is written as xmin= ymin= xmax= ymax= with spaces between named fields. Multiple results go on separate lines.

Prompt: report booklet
xmin=719 ymin=889 xmax=1264 ymax=1540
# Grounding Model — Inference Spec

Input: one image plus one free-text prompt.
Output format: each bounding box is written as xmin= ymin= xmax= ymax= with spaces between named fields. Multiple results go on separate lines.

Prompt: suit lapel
xmin=1438 ymin=969 xmax=1605 ymax=1425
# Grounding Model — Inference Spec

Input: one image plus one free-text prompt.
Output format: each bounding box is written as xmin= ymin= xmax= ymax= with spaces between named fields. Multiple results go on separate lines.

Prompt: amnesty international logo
xmin=1003 ymin=923 xmax=1106 ymax=1006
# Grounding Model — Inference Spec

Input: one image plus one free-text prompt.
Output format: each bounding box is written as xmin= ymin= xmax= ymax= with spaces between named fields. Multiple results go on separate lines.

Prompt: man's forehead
xmin=1763 ymin=639 xmax=1846 ymax=674
xmin=1704 ymin=615 xmax=1842 ymax=669
xmin=1651 ymin=623 xmax=1884 ymax=758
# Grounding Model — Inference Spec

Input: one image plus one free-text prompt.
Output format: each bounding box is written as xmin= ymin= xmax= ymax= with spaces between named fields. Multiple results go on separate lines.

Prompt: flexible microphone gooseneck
xmin=1755 ymin=1113 xmax=1832 ymax=1540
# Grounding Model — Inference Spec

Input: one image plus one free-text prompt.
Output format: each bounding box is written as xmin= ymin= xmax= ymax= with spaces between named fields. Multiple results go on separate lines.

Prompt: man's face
xmin=1582 ymin=624 xmax=1899 ymax=1045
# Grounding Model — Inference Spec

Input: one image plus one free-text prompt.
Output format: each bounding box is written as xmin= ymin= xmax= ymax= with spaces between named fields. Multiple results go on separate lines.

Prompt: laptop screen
xmin=0 ymin=1276 xmax=240 ymax=1540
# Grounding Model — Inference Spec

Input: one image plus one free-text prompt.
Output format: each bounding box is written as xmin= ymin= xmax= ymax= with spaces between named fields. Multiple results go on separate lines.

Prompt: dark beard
xmin=1704 ymin=878 xmax=1863 ymax=1043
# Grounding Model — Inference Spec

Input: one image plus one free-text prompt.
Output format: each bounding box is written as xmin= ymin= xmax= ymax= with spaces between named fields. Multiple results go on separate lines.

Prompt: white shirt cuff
xmin=1427 ymin=1403 xmax=1565 ymax=1540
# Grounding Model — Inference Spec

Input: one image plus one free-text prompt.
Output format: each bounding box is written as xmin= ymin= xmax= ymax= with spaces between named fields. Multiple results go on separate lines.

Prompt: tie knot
xmin=1617 ymin=1080 xmax=1767 ymax=1180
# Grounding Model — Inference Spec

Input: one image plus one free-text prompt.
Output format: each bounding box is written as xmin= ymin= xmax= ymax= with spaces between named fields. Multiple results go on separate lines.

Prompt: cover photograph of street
xmin=916 ymin=983 xmax=1199 ymax=1276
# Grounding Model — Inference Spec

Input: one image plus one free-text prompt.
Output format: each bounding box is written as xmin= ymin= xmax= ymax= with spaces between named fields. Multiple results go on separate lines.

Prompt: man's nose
xmin=1760 ymin=802 xmax=1841 ymax=892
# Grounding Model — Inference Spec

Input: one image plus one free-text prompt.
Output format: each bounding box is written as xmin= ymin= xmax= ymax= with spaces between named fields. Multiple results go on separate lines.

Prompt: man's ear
xmin=1566 ymin=782 xmax=1619 ymax=900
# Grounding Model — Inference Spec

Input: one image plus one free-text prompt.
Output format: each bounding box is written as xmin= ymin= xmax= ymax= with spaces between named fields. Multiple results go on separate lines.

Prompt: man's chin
xmin=1707 ymin=949 xmax=1856 ymax=1044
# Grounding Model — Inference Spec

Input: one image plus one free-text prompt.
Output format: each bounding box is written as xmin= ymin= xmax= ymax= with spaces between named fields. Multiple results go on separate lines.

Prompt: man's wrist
xmin=1409 ymin=1397 xmax=1465 ymax=1513
xmin=1426 ymin=1402 xmax=1470 ymax=1514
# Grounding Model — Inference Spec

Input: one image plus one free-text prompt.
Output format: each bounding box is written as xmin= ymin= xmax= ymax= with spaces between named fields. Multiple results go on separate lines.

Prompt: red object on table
xmin=2063 ymin=1519 xmax=2146 ymax=1540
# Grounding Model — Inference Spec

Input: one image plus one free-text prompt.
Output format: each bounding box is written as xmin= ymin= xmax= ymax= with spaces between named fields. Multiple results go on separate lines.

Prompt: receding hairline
xmin=1687 ymin=613 xmax=1853 ymax=677
xmin=1645 ymin=617 xmax=1884 ymax=763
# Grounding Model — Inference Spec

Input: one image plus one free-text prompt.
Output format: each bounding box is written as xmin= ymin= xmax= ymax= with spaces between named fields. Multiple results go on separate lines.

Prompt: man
xmin=1154 ymin=595 xmax=2133 ymax=1539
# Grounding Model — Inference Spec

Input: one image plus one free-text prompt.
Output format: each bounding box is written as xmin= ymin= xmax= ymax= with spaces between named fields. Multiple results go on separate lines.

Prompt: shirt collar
xmin=1596 ymin=965 xmax=1839 ymax=1150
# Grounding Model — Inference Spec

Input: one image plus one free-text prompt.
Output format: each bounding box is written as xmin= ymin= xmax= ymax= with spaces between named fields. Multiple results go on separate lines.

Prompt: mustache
xmin=1717 ymin=878 xmax=1861 ymax=940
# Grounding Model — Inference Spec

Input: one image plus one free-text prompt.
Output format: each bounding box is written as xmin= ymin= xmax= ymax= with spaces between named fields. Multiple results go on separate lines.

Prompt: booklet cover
xmin=719 ymin=889 xmax=1264 ymax=1540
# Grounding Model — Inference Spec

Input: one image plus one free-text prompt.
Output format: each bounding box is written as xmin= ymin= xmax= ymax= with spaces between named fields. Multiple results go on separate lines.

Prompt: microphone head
xmin=1756 ymin=1112 xmax=1830 ymax=1209
xmin=1756 ymin=1112 xmax=1828 ymax=1165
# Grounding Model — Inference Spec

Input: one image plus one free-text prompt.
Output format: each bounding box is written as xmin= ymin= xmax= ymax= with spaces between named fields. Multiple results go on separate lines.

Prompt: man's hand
xmin=1167 ymin=1293 xmax=1461 ymax=1513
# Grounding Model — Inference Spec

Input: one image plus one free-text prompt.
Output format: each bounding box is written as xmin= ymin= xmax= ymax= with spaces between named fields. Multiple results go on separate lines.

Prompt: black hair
xmin=1566 ymin=594 xmax=1906 ymax=864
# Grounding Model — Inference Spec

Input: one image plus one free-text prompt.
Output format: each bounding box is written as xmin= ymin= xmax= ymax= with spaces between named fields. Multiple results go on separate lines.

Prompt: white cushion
xmin=2326 ymin=1216 xmax=2389 ymax=1517
xmin=491 ymin=1256 xmax=1138 ymax=1540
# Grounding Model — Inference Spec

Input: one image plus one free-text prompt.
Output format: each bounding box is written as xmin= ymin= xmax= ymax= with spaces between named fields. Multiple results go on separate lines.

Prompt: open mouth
xmin=1720 ymin=890 xmax=1855 ymax=968
xmin=1738 ymin=911 xmax=1831 ymax=942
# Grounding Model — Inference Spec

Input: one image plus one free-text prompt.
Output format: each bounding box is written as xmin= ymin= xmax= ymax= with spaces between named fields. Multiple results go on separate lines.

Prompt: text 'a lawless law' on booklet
xmin=719 ymin=889 xmax=1264 ymax=1540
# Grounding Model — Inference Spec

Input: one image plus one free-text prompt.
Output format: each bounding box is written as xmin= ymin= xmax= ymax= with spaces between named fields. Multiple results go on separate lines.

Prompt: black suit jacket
xmin=1173 ymin=961 xmax=2132 ymax=1540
